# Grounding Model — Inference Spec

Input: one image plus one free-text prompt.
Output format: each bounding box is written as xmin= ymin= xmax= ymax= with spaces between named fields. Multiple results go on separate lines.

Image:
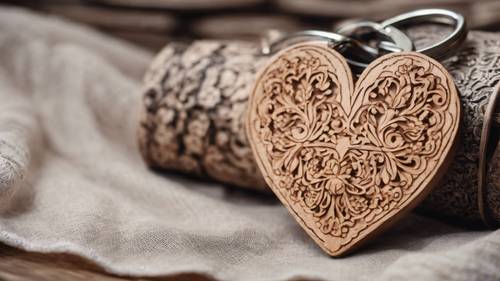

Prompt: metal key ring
xmin=260 ymin=30 xmax=379 ymax=72
xmin=335 ymin=21 xmax=414 ymax=53
xmin=261 ymin=9 xmax=467 ymax=72
xmin=261 ymin=29 xmax=410 ymax=73
xmin=262 ymin=30 xmax=371 ymax=56
xmin=381 ymin=8 xmax=467 ymax=61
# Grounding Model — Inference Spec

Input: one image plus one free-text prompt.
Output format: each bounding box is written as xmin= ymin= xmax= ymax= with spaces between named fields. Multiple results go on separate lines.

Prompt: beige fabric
xmin=1 ymin=6 xmax=500 ymax=281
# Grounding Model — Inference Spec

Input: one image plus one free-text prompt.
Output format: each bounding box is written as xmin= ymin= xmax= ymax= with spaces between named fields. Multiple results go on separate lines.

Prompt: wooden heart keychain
xmin=247 ymin=9 xmax=467 ymax=256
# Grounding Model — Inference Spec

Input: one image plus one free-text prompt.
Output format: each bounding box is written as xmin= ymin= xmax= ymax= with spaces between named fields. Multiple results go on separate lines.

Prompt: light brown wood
xmin=0 ymin=243 xmax=317 ymax=281
xmin=0 ymin=243 xmax=215 ymax=281
xmin=138 ymin=33 xmax=500 ymax=224
xmin=246 ymin=42 xmax=461 ymax=256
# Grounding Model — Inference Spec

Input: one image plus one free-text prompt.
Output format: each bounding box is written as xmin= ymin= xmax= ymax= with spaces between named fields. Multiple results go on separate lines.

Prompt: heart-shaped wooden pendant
xmin=246 ymin=42 xmax=461 ymax=256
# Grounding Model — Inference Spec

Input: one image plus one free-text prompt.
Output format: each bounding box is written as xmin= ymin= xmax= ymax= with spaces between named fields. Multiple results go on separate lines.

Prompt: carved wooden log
xmin=138 ymin=31 xmax=500 ymax=225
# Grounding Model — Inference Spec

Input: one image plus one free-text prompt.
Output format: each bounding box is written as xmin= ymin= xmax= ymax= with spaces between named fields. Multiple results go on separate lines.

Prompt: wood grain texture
xmin=0 ymin=244 xmax=216 ymax=281
xmin=246 ymin=42 xmax=461 ymax=256
xmin=0 ymin=243 xmax=319 ymax=281
xmin=138 ymin=33 xmax=500 ymax=225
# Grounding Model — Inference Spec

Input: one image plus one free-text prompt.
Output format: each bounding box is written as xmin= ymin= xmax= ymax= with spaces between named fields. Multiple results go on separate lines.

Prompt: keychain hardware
xmin=261 ymin=9 xmax=467 ymax=73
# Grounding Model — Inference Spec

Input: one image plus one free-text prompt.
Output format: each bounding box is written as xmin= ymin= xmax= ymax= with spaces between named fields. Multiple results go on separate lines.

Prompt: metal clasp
xmin=261 ymin=9 xmax=468 ymax=72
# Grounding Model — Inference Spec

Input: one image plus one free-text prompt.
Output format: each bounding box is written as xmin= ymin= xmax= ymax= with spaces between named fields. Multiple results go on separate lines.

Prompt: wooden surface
xmin=0 ymin=243 xmax=215 ymax=281
xmin=0 ymin=242 xmax=320 ymax=281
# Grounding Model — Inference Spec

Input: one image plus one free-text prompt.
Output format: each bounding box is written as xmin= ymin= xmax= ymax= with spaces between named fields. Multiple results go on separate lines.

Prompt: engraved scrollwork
xmin=247 ymin=44 xmax=460 ymax=254
xmin=139 ymin=31 xmax=500 ymax=226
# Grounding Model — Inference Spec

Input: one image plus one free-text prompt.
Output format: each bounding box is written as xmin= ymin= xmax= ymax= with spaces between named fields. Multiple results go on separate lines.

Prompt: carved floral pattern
xmin=247 ymin=44 xmax=460 ymax=254
xmin=139 ymin=31 xmax=500 ymax=226
xmin=138 ymin=41 xmax=268 ymax=190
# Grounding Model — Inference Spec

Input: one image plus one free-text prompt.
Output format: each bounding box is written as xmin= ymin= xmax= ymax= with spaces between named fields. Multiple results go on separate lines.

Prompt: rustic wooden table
xmin=0 ymin=243 xmax=214 ymax=281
